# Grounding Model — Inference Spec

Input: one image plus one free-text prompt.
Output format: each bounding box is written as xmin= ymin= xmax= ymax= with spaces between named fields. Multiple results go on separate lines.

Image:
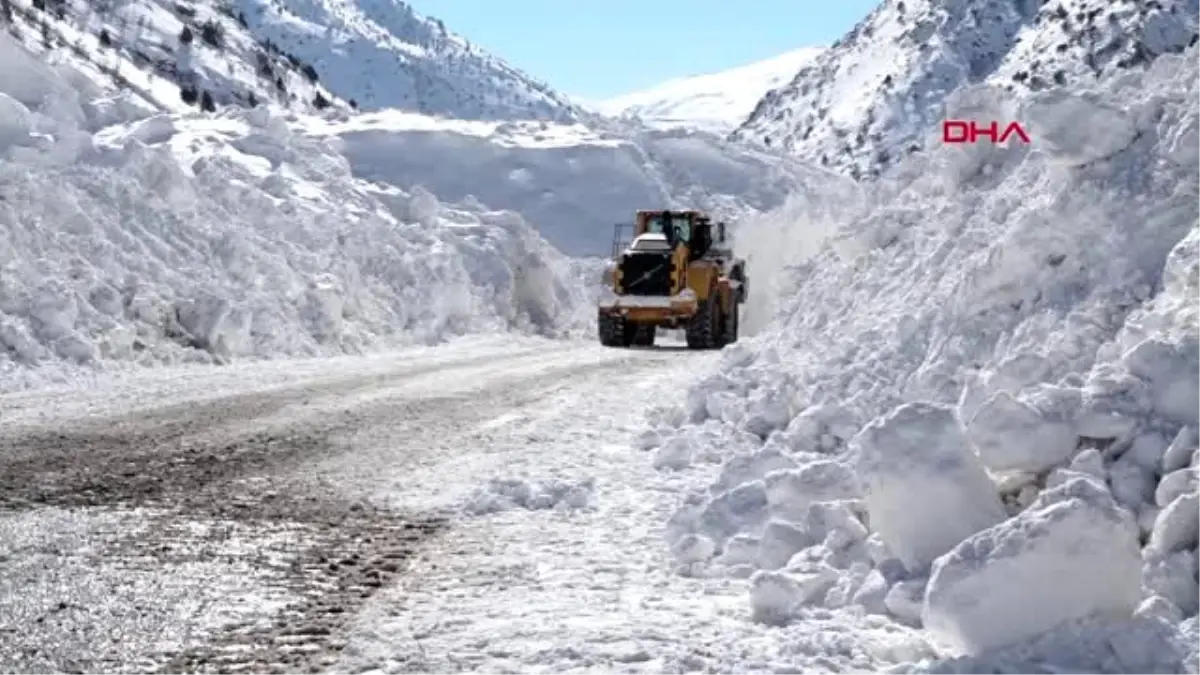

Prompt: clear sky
xmin=404 ymin=1 xmax=880 ymax=101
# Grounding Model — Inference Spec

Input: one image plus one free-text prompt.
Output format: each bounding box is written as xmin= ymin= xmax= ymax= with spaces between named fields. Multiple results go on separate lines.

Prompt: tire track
xmin=0 ymin=343 xmax=663 ymax=673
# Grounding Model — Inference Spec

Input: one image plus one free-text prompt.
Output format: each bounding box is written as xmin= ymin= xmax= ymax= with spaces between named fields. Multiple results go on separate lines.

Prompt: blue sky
xmin=404 ymin=1 xmax=880 ymax=101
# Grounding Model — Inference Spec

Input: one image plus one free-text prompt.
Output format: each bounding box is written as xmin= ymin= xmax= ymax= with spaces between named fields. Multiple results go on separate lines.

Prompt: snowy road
xmin=0 ymin=335 xmax=925 ymax=673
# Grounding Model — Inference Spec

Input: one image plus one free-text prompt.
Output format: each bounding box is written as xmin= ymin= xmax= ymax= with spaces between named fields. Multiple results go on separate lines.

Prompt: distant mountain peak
xmin=593 ymin=47 xmax=823 ymax=135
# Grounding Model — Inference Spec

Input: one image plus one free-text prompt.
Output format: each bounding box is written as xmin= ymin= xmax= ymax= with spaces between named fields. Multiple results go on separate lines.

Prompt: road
xmin=0 ymin=336 xmax=711 ymax=673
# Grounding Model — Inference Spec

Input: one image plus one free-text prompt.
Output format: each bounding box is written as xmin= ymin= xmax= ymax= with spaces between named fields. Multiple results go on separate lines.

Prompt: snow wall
xmin=299 ymin=114 xmax=823 ymax=258
xmin=0 ymin=32 xmax=596 ymax=390
xmin=653 ymin=46 xmax=1199 ymax=673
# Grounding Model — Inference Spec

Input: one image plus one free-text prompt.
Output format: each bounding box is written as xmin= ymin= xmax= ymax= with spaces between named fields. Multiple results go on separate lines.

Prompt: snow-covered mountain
xmin=654 ymin=40 xmax=1198 ymax=672
xmin=595 ymin=47 xmax=823 ymax=134
xmin=231 ymin=0 xmax=586 ymax=119
xmin=1 ymin=0 xmax=347 ymax=114
xmin=1 ymin=0 xmax=587 ymax=121
xmin=733 ymin=0 xmax=1199 ymax=179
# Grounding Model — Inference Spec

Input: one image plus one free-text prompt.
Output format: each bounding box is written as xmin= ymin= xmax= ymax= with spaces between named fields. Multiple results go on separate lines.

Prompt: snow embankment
xmin=0 ymin=33 xmax=592 ymax=391
xmin=297 ymin=111 xmax=818 ymax=257
xmin=652 ymin=46 xmax=1198 ymax=672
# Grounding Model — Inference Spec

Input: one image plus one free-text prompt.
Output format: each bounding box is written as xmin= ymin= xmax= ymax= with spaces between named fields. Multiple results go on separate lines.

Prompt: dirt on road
xmin=0 ymin=342 xmax=669 ymax=673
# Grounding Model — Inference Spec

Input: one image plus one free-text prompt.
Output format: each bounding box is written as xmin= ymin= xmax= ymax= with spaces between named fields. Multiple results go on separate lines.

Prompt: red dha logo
xmin=942 ymin=120 xmax=1031 ymax=144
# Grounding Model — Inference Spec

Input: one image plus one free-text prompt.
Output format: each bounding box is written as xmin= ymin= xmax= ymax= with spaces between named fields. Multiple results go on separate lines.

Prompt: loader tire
xmin=598 ymin=312 xmax=633 ymax=347
xmin=686 ymin=295 xmax=721 ymax=350
xmin=631 ymin=324 xmax=656 ymax=347
xmin=723 ymin=303 xmax=739 ymax=344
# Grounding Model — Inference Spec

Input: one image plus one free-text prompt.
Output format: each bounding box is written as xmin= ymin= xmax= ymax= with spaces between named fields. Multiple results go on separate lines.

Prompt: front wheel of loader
xmin=723 ymin=302 xmax=739 ymax=345
xmin=598 ymin=312 xmax=633 ymax=347
xmin=686 ymin=295 xmax=721 ymax=350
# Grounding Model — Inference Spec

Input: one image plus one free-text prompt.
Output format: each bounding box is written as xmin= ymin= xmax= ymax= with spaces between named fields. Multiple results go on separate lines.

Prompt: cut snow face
xmin=297 ymin=112 xmax=823 ymax=257
xmin=0 ymin=32 xmax=592 ymax=390
xmin=658 ymin=44 xmax=1198 ymax=671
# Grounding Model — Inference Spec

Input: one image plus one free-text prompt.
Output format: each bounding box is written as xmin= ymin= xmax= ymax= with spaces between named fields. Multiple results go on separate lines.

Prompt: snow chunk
xmin=464 ymin=477 xmax=594 ymax=515
xmin=1146 ymin=492 xmax=1199 ymax=560
xmin=762 ymin=460 xmax=860 ymax=522
xmin=1022 ymin=92 xmax=1138 ymax=167
xmin=854 ymin=402 xmax=1006 ymax=572
xmin=748 ymin=564 xmax=839 ymax=625
xmin=966 ymin=390 xmax=1077 ymax=473
xmin=1142 ymin=551 xmax=1199 ymax=617
xmin=922 ymin=475 xmax=1142 ymax=655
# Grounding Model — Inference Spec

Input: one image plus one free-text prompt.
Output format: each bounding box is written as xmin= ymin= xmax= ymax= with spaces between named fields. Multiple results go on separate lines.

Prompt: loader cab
xmin=639 ymin=210 xmax=694 ymax=249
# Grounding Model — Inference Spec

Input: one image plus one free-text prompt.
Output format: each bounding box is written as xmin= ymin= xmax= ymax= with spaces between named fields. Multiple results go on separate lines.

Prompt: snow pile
xmin=657 ymin=45 xmax=1198 ymax=670
xmin=0 ymin=32 xmax=592 ymax=390
xmin=298 ymin=112 xmax=822 ymax=257
xmin=594 ymin=47 xmax=823 ymax=135
xmin=463 ymin=476 xmax=595 ymax=515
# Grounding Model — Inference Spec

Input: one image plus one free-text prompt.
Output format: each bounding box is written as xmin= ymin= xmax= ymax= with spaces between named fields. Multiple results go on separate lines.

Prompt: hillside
xmin=653 ymin=43 xmax=1198 ymax=671
xmin=596 ymin=47 xmax=823 ymax=135
xmin=1 ymin=0 xmax=347 ymax=114
xmin=231 ymin=0 xmax=585 ymax=119
xmin=0 ymin=0 xmax=588 ymax=121
xmin=733 ymin=0 xmax=1198 ymax=179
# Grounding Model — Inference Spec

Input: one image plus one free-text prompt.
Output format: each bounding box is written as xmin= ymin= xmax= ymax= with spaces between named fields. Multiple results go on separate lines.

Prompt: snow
xmin=327 ymin=349 xmax=937 ymax=674
xmin=595 ymin=47 xmax=823 ymax=135
xmin=2 ymin=0 xmax=343 ymax=116
xmin=229 ymin=0 xmax=585 ymax=119
xmin=853 ymin=402 xmax=1006 ymax=573
xmin=0 ymin=30 xmax=594 ymax=389
xmin=922 ymin=474 xmax=1143 ymax=654
xmin=655 ymin=41 xmax=1199 ymax=671
xmin=297 ymin=111 xmax=823 ymax=257
xmin=734 ymin=0 xmax=1198 ymax=179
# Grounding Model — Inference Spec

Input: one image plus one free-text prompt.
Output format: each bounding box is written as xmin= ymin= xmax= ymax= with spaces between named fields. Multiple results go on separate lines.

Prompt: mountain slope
xmin=596 ymin=47 xmax=822 ymax=134
xmin=733 ymin=0 xmax=1198 ymax=179
xmin=231 ymin=0 xmax=586 ymax=119
xmin=1 ymin=0 xmax=347 ymax=114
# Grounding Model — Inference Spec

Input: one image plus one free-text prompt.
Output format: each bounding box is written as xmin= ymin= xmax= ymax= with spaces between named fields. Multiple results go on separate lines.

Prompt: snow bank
xmin=298 ymin=113 xmax=823 ymax=257
xmin=658 ymin=46 xmax=1199 ymax=669
xmin=0 ymin=33 xmax=592 ymax=390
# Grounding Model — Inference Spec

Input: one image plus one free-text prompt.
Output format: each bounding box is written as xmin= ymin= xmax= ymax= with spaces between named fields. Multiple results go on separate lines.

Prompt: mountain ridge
xmin=733 ymin=0 xmax=1198 ymax=179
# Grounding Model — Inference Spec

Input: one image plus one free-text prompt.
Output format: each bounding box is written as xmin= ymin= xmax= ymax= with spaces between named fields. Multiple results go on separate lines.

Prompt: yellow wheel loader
xmin=597 ymin=209 xmax=747 ymax=350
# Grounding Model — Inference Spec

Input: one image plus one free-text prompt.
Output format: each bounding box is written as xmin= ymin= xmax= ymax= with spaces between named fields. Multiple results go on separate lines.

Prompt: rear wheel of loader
xmin=631 ymin=324 xmax=656 ymax=347
xmin=686 ymin=295 xmax=722 ymax=350
xmin=598 ymin=312 xmax=634 ymax=347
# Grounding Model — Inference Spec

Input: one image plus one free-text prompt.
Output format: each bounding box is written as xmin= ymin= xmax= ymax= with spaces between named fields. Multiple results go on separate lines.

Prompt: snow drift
xmin=0 ymin=32 xmax=592 ymax=390
xmin=655 ymin=45 xmax=1198 ymax=672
